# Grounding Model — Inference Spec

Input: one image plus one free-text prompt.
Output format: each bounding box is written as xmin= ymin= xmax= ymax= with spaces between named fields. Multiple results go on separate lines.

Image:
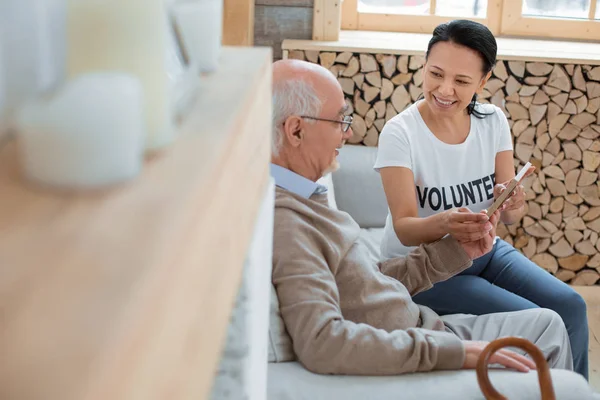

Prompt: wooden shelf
xmin=283 ymin=30 xmax=600 ymax=65
xmin=0 ymin=47 xmax=272 ymax=400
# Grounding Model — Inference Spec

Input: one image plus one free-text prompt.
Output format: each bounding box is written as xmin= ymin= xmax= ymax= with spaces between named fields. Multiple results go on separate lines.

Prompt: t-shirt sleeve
xmin=373 ymin=119 xmax=413 ymax=172
xmin=494 ymin=106 xmax=513 ymax=153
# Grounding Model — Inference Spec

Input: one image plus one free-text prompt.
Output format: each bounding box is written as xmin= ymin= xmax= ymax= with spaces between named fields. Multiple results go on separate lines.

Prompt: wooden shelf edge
xmin=283 ymin=30 xmax=600 ymax=65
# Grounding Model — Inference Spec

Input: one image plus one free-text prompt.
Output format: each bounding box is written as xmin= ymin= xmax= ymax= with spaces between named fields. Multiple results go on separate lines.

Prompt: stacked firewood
xmin=287 ymin=49 xmax=600 ymax=285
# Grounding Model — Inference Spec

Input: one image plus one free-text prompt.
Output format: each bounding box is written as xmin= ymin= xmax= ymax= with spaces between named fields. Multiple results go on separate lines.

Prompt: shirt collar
xmin=270 ymin=164 xmax=328 ymax=199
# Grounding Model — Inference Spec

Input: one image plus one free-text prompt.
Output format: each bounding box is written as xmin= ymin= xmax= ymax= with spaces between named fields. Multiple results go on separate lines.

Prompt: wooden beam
xmin=313 ymin=0 xmax=325 ymax=40
xmin=341 ymin=0 xmax=358 ymax=30
xmin=486 ymin=0 xmax=503 ymax=36
xmin=589 ymin=0 xmax=597 ymax=21
xmin=313 ymin=0 xmax=342 ymax=41
xmin=223 ymin=0 xmax=255 ymax=46
xmin=324 ymin=0 xmax=342 ymax=41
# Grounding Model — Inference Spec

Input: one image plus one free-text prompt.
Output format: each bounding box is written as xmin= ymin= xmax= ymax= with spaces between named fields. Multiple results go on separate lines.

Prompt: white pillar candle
xmin=164 ymin=8 xmax=201 ymax=124
xmin=17 ymin=73 xmax=144 ymax=189
xmin=67 ymin=0 xmax=174 ymax=151
xmin=0 ymin=0 xmax=66 ymax=131
xmin=0 ymin=43 xmax=7 ymax=141
xmin=171 ymin=0 xmax=223 ymax=73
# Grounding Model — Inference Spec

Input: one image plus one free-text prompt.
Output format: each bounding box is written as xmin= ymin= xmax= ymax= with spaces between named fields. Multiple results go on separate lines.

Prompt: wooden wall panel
xmin=223 ymin=0 xmax=255 ymax=46
xmin=254 ymin=4 xmax=313 ymax=60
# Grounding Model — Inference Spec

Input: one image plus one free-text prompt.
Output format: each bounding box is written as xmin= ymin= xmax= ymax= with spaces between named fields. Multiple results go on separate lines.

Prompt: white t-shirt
xmin=374 ymin=101 xmax=513 ymax=259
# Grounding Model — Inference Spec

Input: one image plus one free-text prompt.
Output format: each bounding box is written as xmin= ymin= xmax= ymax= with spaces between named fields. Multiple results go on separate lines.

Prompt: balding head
xmin=271 ymin=59 xmax=353 ymax=182
xmin=273 ymin=59 xmax=339 ymax=92
xmin=271 ymin=60 xmax=341 ymax=156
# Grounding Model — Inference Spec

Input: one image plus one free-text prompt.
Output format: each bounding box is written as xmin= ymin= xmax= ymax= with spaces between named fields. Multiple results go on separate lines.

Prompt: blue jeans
xmin=412 ymin=239 xmax=589 ymax=379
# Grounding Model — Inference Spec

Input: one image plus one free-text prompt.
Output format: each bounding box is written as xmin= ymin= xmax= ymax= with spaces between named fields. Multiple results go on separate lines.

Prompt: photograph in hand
xmin=486 ymin=162 xmax=532 ymax=217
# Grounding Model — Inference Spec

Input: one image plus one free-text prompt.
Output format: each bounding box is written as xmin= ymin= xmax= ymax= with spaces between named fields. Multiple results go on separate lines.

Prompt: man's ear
xmin=283 ymin=116 xmax=304 ymax=147
xmin=477 ymin=71 xmax=492 ymax=94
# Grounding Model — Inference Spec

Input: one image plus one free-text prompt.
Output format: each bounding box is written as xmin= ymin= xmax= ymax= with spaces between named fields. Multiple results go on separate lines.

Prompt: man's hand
xmin=443 ymin=207 xmax=492 ymax=242
xmin=457 ymin=210 xmax=500 ymax=259
xmin=462 ymin=340 xmax=536 ymax=372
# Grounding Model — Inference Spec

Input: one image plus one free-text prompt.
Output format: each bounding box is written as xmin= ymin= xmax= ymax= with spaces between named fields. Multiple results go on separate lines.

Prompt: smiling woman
xmin=373 ymin=19 xmax=590 ymax=381
xmin=419 ymin=20 xmax=497 ymax=120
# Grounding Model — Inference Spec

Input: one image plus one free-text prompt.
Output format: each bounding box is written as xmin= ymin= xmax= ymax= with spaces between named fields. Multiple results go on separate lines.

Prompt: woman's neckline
xmin=415 ymin=100 xmax=473 ymax=147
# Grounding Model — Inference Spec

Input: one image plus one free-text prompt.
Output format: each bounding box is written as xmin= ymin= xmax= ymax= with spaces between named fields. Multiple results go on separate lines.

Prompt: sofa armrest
xmin=332 ymin=145 xmax=388 ymax=228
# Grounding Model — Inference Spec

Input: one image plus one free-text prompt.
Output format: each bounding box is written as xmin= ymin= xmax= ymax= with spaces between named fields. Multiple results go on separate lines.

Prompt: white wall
xmin=210 ymin=179 xmax=274 ymax=400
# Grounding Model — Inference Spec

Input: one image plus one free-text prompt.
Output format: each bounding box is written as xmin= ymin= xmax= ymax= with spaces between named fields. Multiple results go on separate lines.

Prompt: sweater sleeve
xmin=378 ymin=236 xmax=472 ymax=296
xmin=272 ymin=210 xmax=465 ymax=375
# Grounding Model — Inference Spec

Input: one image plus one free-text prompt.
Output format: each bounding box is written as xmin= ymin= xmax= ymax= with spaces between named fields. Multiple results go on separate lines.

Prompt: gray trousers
xmin=441 ymin=308 xmax=574 ymax=371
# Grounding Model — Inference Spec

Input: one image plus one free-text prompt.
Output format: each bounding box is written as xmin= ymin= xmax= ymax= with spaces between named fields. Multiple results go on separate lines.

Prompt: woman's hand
xmin=494 ymin=183 xmax=526 ymax=212
xmin=494 ymin=165 xmax=536 ymax=212
xmin=457 ymin=210 xmax=499 ymax=259
xmin=443 ymin=207 xmax=492 ymax=242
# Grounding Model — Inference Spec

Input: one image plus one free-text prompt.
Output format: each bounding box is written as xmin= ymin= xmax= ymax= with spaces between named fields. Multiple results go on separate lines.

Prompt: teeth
xmin=436 ymin=97 xmax=453 ymax=106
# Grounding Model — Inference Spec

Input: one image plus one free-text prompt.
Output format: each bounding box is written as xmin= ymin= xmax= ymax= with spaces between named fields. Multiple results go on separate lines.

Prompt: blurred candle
xmin=0 ymin=0 xmax=66 ymax=133
xmin=0 ymin=44 xmax=7 ymax=141
xmin=172 ymin=0 xmax=223 ymax=72
xmin=66 ymin=0 xmax=174 ymax=151
xmin=17 ymin=73 xmax=144 ymax=189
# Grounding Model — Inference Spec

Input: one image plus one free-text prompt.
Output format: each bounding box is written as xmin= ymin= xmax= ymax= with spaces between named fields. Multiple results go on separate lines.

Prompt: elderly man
xmin=270 ymin=59 xmax=573 ymax=375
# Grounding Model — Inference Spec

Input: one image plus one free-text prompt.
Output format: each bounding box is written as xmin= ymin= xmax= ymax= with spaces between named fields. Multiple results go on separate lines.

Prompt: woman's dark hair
xmin=425 ymin=19 xmax=497 ymax=118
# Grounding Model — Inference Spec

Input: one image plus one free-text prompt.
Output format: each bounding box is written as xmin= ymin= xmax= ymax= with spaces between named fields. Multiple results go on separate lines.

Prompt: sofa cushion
xmin=332 ymin=145 xmax=388 ymax=228
xmin=268 ymin=362 xmax=595 ymax=400
xmin=267 ymin=285 xmax=295 ymax=362
xmin=358 ymin=227 xmax=384 ymax=264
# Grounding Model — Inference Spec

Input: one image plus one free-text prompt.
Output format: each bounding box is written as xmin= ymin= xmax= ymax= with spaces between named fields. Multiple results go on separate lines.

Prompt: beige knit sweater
xmin=272 ymin=187 xmax=474 ymax=375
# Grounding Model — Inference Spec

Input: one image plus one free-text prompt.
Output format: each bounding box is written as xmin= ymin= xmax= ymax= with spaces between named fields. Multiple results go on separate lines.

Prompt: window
xmin=341 ymin=0 xmax=600 ymax=41
xmin=358 ymin=0 xmax=487 ymax=18
xmin=501 ymin=0 xmax=600 ymax=41
xmin=342 ymin=0 xmax=502 ymax=34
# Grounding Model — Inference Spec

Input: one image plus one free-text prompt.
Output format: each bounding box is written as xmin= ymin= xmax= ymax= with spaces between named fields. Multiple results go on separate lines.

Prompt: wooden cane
xmin=476 ymin=337 xmax=556 ymax=400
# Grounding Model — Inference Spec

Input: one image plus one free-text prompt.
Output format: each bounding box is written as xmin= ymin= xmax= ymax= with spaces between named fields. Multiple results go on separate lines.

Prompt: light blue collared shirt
xmin=270 ymin=164 xmax=328 ymax=199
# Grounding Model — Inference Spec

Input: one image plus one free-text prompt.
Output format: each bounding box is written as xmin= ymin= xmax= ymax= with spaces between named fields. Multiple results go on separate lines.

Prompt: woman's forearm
xmin=500 ymin=205 xmax=525 ymax=225
xmin=393 ymin=212 xmax=450 ymax=247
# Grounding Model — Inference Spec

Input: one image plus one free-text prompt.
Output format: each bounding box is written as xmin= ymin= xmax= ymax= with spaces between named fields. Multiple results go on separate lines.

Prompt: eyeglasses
xmin=299 ymin=114 xmax=353 ymax=133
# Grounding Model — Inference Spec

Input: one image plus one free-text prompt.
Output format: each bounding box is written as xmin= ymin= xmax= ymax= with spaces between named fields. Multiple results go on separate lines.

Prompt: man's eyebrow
xmin=338 ymin=104 xmax=349 ymax=115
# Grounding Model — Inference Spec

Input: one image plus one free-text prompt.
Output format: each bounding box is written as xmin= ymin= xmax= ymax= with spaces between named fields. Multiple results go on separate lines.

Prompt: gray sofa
xmin=267 ymin=144 xmax=597 ymax=400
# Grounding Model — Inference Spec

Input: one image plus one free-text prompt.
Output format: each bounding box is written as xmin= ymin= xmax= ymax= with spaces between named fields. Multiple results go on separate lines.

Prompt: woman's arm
xmin=379 ymin=166 xmax=491 ymax=247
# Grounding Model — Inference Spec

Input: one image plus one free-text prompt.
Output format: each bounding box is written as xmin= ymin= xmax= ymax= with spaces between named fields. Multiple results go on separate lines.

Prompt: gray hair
xmin=271 ymin=79 xmax=322 ymax=156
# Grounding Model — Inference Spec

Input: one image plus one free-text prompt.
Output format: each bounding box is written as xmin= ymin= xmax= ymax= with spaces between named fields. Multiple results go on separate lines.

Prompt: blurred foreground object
xmin=0 ymin=0 xmax=66 ymax=137
xmin=17 ymin=73 xmax=144 ymax=189
xmin=172 ymin=0 xmax=223 ymax=73
xmin=67 ymin=0 xmax=175 ymax=151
